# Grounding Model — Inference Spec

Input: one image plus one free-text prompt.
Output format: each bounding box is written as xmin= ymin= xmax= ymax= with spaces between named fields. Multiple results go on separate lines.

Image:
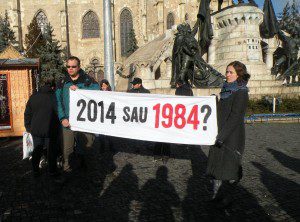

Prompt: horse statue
xmin=271 ymin=31 xmax=299 ymax=85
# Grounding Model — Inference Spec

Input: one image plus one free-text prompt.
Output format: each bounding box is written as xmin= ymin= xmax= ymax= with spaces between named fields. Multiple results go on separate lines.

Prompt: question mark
xmin=201 ymin=105 xmax=212 ymax=131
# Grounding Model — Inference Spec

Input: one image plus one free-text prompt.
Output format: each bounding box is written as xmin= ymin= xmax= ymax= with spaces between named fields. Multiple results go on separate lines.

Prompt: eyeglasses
xmin=66 ymin=65 xmax=78 ymax=69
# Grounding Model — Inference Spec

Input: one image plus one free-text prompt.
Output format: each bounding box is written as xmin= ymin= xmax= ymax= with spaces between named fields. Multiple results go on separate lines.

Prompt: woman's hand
xmin=214 ymin=139 xmax=224 ymax=148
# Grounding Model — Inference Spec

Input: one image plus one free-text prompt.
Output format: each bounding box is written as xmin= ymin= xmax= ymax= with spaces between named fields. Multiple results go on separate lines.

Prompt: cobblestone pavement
xmin=0 ymin=123 xmax=299 ymax=222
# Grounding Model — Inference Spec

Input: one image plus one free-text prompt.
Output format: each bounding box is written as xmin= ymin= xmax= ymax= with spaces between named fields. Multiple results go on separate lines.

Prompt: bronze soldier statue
xmin=171 ymin=23 xmax=224 ymax=88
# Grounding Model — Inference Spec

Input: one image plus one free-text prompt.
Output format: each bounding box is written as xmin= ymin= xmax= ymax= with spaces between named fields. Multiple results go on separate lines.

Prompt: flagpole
xmin=103 ymin=0 xmax=115 ymax=90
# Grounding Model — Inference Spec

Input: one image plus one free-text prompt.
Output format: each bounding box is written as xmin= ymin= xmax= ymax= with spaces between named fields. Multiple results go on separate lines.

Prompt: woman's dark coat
xmin=206 ymin=89 xmax=249 ymax=181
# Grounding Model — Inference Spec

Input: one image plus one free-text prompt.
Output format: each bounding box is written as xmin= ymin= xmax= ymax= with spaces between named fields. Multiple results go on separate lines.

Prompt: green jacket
xmin=55 ymin=69 xmax=99 ymax=121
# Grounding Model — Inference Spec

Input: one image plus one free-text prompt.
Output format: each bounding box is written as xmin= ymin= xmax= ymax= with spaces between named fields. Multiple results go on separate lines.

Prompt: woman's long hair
xmin=227 ymin=61 xmax=251 ymax=83
xmin=100 ymin=79 xmax=112 ymax=91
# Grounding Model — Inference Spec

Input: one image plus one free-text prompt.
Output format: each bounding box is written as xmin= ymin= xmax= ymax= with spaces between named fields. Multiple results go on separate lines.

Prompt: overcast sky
xmin=254 ymin=0 xmax=299 ymax=15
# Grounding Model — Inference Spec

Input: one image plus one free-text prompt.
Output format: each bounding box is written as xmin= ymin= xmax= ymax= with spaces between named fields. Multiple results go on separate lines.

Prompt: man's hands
xmin=61 ymin=85 xmax=77 ymax=128
xmin=70 ymin=85 xmax=78 ymax=91
xmin=61 ymin=119 xmax=70 ymax=128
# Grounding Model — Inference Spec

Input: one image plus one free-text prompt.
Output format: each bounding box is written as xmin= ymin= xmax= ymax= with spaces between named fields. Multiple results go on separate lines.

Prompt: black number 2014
xmin=77 ymin=99 xmax=116 ymax=124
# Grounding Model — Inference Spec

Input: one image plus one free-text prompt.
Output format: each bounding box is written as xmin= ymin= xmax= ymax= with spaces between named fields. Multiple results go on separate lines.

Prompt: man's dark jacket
xmin=55 ymin=69 xmax=99 ymax=121
xmin=127 ymin=85 xmax=150 ymax=93
xmin=175 ymin=84 xmax=194 ymax=96
xmin=24 ymin=85 xmax=60 ymax=138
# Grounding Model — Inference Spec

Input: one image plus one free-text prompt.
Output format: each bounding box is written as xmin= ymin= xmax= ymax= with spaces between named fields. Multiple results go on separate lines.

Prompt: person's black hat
xmin=130 ymin=77 xmax=142 ymax=85
xmin=175 ymin=79 xmax=184 ymax=85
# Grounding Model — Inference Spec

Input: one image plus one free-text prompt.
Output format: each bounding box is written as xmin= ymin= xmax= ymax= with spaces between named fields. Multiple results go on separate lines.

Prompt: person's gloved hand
xmin=214 ymin=139 xmax=224 ymax=148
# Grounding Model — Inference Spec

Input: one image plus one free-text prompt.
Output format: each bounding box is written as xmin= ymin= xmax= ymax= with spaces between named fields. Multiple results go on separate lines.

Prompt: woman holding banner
xmin=206 ymin=61 xmax=250 ymax=209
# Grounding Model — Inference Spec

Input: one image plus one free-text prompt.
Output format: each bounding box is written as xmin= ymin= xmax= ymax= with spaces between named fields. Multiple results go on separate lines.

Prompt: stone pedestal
xmin=263 ymin=38 xmax=277 ymax=70
xmin=139 ymin=65 xmax=156 ymax=89
xmin=208 ymin=39 xmax=217 ymax=65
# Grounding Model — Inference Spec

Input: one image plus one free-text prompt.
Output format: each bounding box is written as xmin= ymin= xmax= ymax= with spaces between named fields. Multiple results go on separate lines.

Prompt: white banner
xmin=69 ymin=90 xmax=218 ymax=145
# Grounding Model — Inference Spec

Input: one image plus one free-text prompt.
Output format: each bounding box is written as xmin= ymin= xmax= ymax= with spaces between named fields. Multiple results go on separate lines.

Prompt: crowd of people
xmin=24 ymin=56 xmax=250 ymax=209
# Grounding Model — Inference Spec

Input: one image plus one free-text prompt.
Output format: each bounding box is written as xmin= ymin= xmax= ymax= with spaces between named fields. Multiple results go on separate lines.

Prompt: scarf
xmin=220 ymin=80 xmax=248 ymax=99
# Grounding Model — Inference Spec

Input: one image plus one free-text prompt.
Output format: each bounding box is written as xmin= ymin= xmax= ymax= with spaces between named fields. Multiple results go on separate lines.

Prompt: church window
xmin=120 ymin=8 xmax=133 ymax=56
xmin=35 ymin=11 xmax=48 ymax=35
xmin=167 ymin=13 xmax=175 ymax=30
xmin=82 ymin=11 xmax=100 ymax=39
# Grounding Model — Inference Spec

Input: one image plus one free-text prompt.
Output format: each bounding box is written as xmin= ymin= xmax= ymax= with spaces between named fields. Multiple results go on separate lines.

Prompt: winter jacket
xmin=24 ymin=85 xmax=60 ymax=138
xmin=175 ymin=84 xmax=194 ymax=96
xmin=127 ymin=86 xmax=150 ymax=94
xmin=55 ymin=69 xmax=99 ymax=121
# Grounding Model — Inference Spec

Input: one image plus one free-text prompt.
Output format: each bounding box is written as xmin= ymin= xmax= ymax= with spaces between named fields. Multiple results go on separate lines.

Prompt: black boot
xmin=207 ymin=179 xmax=223 ymax=203
xmin=216 ymin=181 xmax=236 ymax=209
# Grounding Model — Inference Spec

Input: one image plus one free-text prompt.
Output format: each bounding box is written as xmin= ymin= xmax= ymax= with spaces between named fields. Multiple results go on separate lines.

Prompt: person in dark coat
xmin=154 ymin=80 xmax=193 ymax=162
xmin=24 ymin=78 xmax=61 ymax=177
xmin=98 ymin=79 xmax=115 ymax=153
xmin=127 ymin=77 xmax=150 ymax=93
xmin=175 ymin=79 xmax=194 ymax=96
xmin=127 ymin=77 xmax=160 ymax=158
xmin=206 ymin=61 xmax=250 ymax=209
xmin=100 ymin=79 xmax=112 ymax=91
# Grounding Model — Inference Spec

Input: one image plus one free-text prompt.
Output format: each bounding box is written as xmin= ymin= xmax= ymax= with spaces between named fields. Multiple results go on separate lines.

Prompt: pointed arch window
xmin=120 ymin=8 xmax=133 ymax=56
xmin=167 ymin=13 xmax=175 ymax=30
xmin=82 ymin=11 xmax=100 ymax=39
xmin=35 ymin=11 xmax=48 ymax=34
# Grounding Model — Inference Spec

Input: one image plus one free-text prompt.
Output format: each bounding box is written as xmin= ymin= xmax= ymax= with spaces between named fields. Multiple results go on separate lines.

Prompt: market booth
xmin=0 ymin=45 xmax=39 ymax=137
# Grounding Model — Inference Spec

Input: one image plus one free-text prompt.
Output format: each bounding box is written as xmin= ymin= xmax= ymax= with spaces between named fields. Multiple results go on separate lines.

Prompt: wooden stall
xmin=0 ymin=45 xmax=39 ymax=137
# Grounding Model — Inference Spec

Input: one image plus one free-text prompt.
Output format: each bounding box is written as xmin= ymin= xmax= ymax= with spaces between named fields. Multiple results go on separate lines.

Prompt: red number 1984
xmin=153 ymin=103 xmax=200 ymax=130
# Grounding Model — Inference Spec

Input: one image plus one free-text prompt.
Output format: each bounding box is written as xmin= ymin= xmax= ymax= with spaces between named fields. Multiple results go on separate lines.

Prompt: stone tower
xmin=209 ymin=5 xmax=270 ymax=80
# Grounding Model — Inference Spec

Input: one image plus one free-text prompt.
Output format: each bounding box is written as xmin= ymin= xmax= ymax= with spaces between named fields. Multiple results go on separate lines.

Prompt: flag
xmin=196 ymin=0 xmax=213 ymax=54
xmin=260 ymin=0 xmax=279 ymax=38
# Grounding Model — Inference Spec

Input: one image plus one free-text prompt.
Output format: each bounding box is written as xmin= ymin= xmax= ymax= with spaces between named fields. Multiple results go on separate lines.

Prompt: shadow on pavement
xmin=267 ymin=148 xmax=300 ymax=174
xmin=138 ymin=165 xmax=181 ymax=222
xmin=182 ymin=146 xmax=272 ymax=221
xmin=1 ymin=134 xmax=295 ymax=221
xmin=252 ymin=162 xmax=300 ymax=221
xmin=95 ymin=163 xmax=138 ymax=221
xmin=112 ymin=137 xmax=201 ymax=161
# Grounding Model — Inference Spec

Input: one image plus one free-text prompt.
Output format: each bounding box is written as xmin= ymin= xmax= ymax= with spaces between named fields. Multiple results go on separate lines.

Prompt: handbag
xmin=23 ymin=132 xmax=34 ymax=159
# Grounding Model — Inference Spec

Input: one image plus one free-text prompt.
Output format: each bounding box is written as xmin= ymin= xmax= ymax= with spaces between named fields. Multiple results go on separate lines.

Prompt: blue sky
xmin=254 ymin=0 xmax=299 ymax=15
